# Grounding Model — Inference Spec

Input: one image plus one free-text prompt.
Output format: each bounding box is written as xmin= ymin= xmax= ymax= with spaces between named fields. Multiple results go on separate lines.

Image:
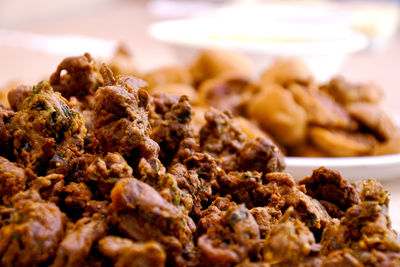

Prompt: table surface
xmin=1 ymin=0 xmax=400 ymax=224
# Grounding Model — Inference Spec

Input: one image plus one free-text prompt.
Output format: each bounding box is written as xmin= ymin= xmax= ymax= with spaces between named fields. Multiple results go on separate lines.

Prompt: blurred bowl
xmin=149 ymin=18 xmax=368 ymax=81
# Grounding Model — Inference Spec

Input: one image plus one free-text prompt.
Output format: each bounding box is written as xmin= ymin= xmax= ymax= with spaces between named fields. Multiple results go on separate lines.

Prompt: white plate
xmin=286 ymin=154 xmax=400 ymax=181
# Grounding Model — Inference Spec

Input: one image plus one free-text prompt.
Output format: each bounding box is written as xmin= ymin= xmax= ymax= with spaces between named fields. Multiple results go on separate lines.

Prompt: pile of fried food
xmin=0 ymin=52 xmax=399 ymax=267
xmin=130 ymin=49 xmax=399 ymax=157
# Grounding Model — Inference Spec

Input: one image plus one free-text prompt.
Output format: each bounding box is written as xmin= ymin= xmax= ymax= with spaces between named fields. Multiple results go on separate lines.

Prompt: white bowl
xmin=286 ymin=154 xmax=400 ymax=181
xmin=149 ymin=18 xmax=368 ymax=81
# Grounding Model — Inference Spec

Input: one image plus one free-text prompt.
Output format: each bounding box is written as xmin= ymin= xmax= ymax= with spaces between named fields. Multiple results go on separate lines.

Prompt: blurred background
xmin=0 ymin=0 xmax=399 ymax=113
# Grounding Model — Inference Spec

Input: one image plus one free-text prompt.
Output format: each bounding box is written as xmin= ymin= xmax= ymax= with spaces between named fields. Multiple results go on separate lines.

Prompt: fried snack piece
xmin=248 ymin=83 xmax=307 ymax=146
xmin=238 ymin=137 xmax=286 ymax=174
xmin=144 ymin=66 xmax=193 ymax=88
xmin=289 ymin=83 xmax=355 ymax=129
xmin=197 ymin=202 xmax=261 ymax=266
xmin=108 ymin=44 xmax=139 ymax=76
xmin=199 ymin=108 xmax=246 ymax=157
xmin=299 ymin=167 xmax=360 ymax=218
xmin=110 ymin=178 xmax=195 ymax=265
xmin=93 ymin=73 xmax=159 ymax=159
xmin=347 ymin=102 xmax=398 ymax=141
xmin=197 ymin=72 xmax=251 ymax=115
xmin=151 ymin=95 xmax=193 ymax=162
xmin=321 ymin=201 xmax=400 ymax=264
xmin=190 ymin=49 xmax=253 ymax=85
xmin=249 ymin=207 xmax=282 ymax=238
xmin=150 ymin=83 xmax=198 ymax=104
xmin=0 ymin=157 xmax=26 ymax=205
xmin=7 ymin=85 xmax=32 ymax=111
xmin=0 ymin=190 xmax=66 ymax=267
xmin=99 ymin=236 xmax=166 ymax=267
xmin=321 ymin=76 xmax=383 ymax=105
xmin=10 ymin=81 xmax=86 ymax=175
xmin=0 ymin=106 xmax=14 ymax=158
xmin=309 ymin=127 xmax=377 ymax=157
xmin=263 ymin=207 xmax=316 ymax=265
xmin=51 ymin=216 xmax=107 ymax=267
xmin=50 ymin=53 xmax=103 ymax=99
xmin=260 ymin=58 xmax=314 ymax=87
xmin=85 ymin=152 xmax=133 ymax=199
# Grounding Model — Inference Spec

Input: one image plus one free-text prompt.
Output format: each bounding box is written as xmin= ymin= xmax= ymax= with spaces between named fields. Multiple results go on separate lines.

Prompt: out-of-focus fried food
xmin=309 ymin=127 xmax=377 ymax=157
xmin=320 ymin=76 xmax=383 ymax=105
xmin=247 ymin=83 xmax=307 ymax=146
xmin=235 ymin=117 xmax=271 ymax=141
xmin=347 ymin=102 xmax=398 ymax=141
xmin=289 ymin=143 xmax=330 ymax=158
xmin=190 ymin=106 xmax=208 ymax=134
xmin=288 ymin=83 xmax=355 ymax=129
xmin=260 ymin=58 xmax=315 ymax=87
xmin=190 ymin=49 xmax=253 ymax=85
xmin=7 ymin=85 xmax=32 ymax=112
xmin=144 ymin=66 xmax=193 ymax=89
xmin=372 ymin=132 xmax=400 ymax=155
xmin=108 ymin=44 xmax=139 ymax=76
xmin=198 ymin=72 xmax=251 ymax=115
xmin=151 ymin=83 xmax=198 ymax=104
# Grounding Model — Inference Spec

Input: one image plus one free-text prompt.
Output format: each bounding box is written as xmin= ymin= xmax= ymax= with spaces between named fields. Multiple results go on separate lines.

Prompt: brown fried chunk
xmin=249 ymin=207 xmax=282 ymax=238
xmin=50 ymin=53 xmax=102 ymax=99
xmin=10 ymin=81 xmax=86 ymax=175
xmin=51 ymin=216 xmax=107 ymax=267
xmin=0 ymin=106 xmax=14 ymax=158
xmin=238 ymin=137 xmax=286 ymax=174
xmin=289 ymin=83 xmax=355 ymax=129
xmin=110 ymin=178 xmax=195 ymax=265
xmin=151 ymin=95 xmax=193 ymax=163
xmin=198 ymin=72 xmax=251 ymax=115
xmin=321 ymin=76 xmax=383 ymax=105
xmin=197 ymin=203 xmax=261 ymax=266
xmin=0 ymin=157 xmax=26 ymax=205
xmin=7 ymin=85 xmax=32 ymax=111
xmin=0 ymin=190 xmax=66 ymax=266
xmin=99 ymin=236 xmax=166 ymax=267
xmin=309 ymin=127 xmax=377 ymax=157
xmin=299 ymin=167 xmax=360 ymax=218
xmin=93 ymin=74 xmax=159 ymax=159
xmin=347 ymin=102 xmax=398 ymax=141
xmin=263 ymin=207 xmax=316 ymax=265
xmin=85 ymin=152 xmax=132 ymax=198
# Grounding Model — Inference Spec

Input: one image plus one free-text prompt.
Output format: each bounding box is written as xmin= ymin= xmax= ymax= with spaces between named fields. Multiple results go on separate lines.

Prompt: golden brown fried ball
xmin=144 ymin=66 xmax=193 ymax=89
xmin=309 ymin=127 xmax=377 ymax=157
xmin=260 ymin=59 xmax=314 ymax=87
xmin=247 ymin=83 xmax=307 ymax=147
xmin=190 ymin=49 xmax=253 ymax=85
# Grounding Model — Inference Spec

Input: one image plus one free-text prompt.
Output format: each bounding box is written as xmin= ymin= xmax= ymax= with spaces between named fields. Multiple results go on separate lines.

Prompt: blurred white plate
xmin=149 ymin=18 xmax=368 ymax=81
xmin=286 ymin=154 xmax=400 ymax=181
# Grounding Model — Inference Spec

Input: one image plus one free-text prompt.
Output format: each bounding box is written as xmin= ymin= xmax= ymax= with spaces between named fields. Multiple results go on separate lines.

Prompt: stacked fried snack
xmin=0 ymin=53 xmax=399 ymax=267
xmin=136 ymin=49 xmax=400 ymax=157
